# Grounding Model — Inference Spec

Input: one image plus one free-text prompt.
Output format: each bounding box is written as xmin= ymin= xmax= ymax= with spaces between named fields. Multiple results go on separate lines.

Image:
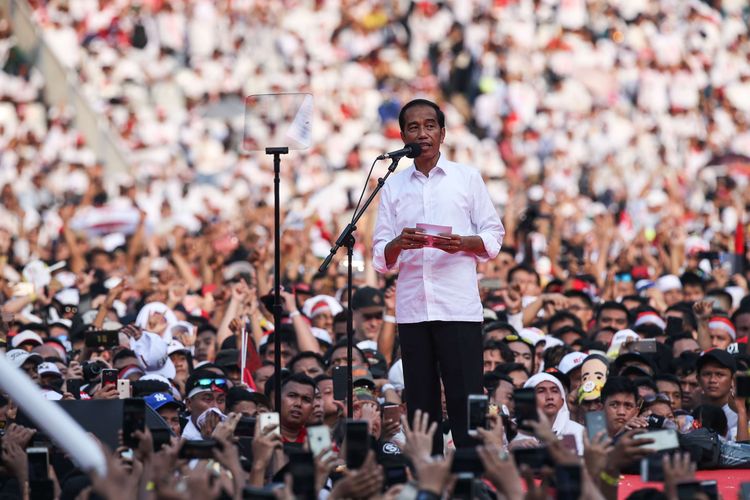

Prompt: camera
xmin=82 ymin=361 xmax=107 ymax=382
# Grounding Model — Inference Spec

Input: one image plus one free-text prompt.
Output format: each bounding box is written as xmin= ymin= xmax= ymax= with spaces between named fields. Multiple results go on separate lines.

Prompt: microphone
xmin=377 ymin=143 xmax=422 ymax=160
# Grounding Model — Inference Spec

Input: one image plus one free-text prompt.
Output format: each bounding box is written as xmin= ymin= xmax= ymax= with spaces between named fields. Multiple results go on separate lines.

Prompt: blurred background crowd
xmin=1 ymin=0 xmax=750 ymax=499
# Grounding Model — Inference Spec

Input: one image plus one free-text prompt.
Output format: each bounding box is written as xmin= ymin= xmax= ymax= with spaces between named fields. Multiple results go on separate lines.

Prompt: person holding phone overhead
xmin=373 ymin=99 xmax=504 ymax=454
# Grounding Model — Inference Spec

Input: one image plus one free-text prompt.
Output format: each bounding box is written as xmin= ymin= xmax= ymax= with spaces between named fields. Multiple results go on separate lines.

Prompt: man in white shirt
xmin=373 ymin=99 xmax=504 ymax=454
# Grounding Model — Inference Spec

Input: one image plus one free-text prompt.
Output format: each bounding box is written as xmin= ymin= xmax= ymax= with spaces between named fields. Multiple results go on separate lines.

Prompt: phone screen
xmin=584 ymin=411 xmax=607 ymax=441
xmin=332 ymin=366 xmax=348 ymax=401
xmin=179 ymin=439 xmax=219 ymax=460
xmin=345 ymin=420 xmax=370 ymax=470
xmin=514 ymin=388 xmax=538 ymax=432
xmin=122 ymin=398 xmax=146 ymax=448
xmin=235 ymin=416 xmax=256 ymax=437
xmin=85 ymin=330 xmax=120 ymax=348
xmin=101 ymin=369 xmax=118 ymax=386
xmin=26 ymin=448 xmax=49 ymax=481
xmin=555 ymin=464 xmax=581 ymax=500
xmin=512 ymin=446 xmax=549 ymax=472
xmin=289 ymin=451 xmax=316 ymax=499
xmin=467 ymin=395 xmax=488 ymax=435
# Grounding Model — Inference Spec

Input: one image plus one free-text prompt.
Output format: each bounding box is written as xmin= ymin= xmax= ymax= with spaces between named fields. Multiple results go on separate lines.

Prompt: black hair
xmin=483 ymin=321 xmax=518 ymax=337
xmin=654 ymin=374 xmax=682 ymax=391
xmin=680 ymin=271 xmax=704 ymax=289
xmin=323 ymin=339 xmax=366 ymax=366
xmin=483 ymin=340 xmax=514 ymax=363
xmin=601 ymin=376 xmax=638 ymax=403
xmin=550 ymin=324 xmax=585 ymax=340
xmin=112 ymin=348 xmax=138 ymax=365
xmin=548 ymin=311 xmax=582 ymax=332
xmin=666 ymin=303 xmax=698 ymax=331
xmin=313 ymin=374 xmax=332 ymax=384
xmin=691 ymin=404 xmax=728 ymax=436
xmin=543 ymin=344 xmax=573 ymax=371
xmin=280 ymin=372 xmax=317 ymax=395
xmin=563 ymin=290 xmax=593 ymax=309
xmin=226 ymin=387 xmax=270 ymax=412
xmin=620 ymin=295 xmax=647 ymax=307
xmin=632 ymin=376 xmax=657 ymax=393
xmin=731 ymin=306 xmax=750 ymax=325
xmin=704 ymin=288 xmax=733 ymax=312
xmin=496 ymin=362 xmax=530 ymax=377
xmin=263 ymin=368 xmax=291 ymax=402
xmin=507 ymin=264 xmax=541 ymax=286
xmin=398 ymin=99 xmax=445 ymax=131
xmin=288 ymin=351 xmax=326 ymax=374
xmin=595 ymin=301 xmax=630 ymax=321
xmin=131 ymin=380 xmax=171 ymax=398
xmin=633 ymin=323 xmax=664 ymax=339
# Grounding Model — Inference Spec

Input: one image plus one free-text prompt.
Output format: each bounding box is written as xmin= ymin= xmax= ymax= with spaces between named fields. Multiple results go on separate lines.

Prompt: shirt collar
xmin=410 ymin=153 xmax=448 ymax=179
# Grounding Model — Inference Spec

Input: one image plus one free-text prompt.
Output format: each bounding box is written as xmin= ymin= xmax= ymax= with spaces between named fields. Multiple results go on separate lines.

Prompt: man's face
xmin=507 ymin=341 xmax=533 ymax=373
xmin=316 ymin=379 xmax=339 ymax=418
xmin=508 ymin=369 xmax=529 ymax=389
xmin=158 ymin=406 xmax=182 ymax=437
xmin=509 ymin=270 xmax=538 ymax=297
xmin=353 ymin=309 xmax=383 ymax=341
xmin=708 ymin=328 xmax=733 ymax=350
xmin=187 ymin=390 xmax=226 ymax=424
xmin=535 ymin=381 xmax=563 ymax=421
xmin=647 ymin=402 xmax=675 ymax=423
xmin=292 ymin=357 xmax=325 ymax=379
xmin=264 ymin=342 xmax=295 ymax=368
xmin=280 ymin=381 xmax=315 ymax=430
xmin=663 ymin=289 xmax=683 ymax=307
xmin=597 ymin=308 xmax=628 ymax=331
xmin=328 ymin=347 xmax=364 ymax=370
xmin=400 ymin=104 xmax=445 ymax=164
xmin=672 ymin=338 xmax=700 ymax=357
xmin=195 ymin=332 xmax=217 ymax=362
xmin=735 ymin=313 xmax=750 ymax=340
xmin=567 ymin=297 xmax=593 ymax=327
xmin=170 ymin=353 xmax=190 ymax=379
xmin=604 ymin=393 xmax=638 ymax=437
xmin=698 ymin=362 xmax=733 ymax=402
xmin=311 ymin=312 xmax=334 ymax=333
xmin=656 ymin=380 xmax=682 ymax=410
xmin=483 ymin=349 xmax=504 ymax=373
xmin=593 ymin=329 xmax=615 ymax=346
xmin=679 ymin=371 xmax=700 ymax=409
xmin=492 ymin=380 xmax=514 ymax=415
xmin=232 ymin=400 xmax=259 ymax=417
xmin=253 ymin=365 xmax=274 ymax=395
xmin=683 ymin=284 xmax=704 ymax=303
xmin=308 ymin=389 xmax=324 ymax=425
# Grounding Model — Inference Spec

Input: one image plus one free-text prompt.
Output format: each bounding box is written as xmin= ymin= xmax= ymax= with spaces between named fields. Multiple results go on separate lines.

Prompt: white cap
xmin=302 ymin=295 xmax=344 ymax=318
xmin=357 ymin=340 xmax=378 ymax=351
xmin=37 ymin=362 xmax=62 ymax=377
xmin=54 ymin=288 xmax=80 ymax=306
xmin=558 ymin=352 xmax=587 ymax=374
xmin=655 ymin=274 xmax=682 ymax=293
xmin=519 ymin=328 xmax=545 ymax=346
xmin=6 ymin=349 xmax=43 ymax=368
xmin=311 ymin=327 xmax=332 ymax=346
xmin=542 ymin=337 xmax=564 ymax=351
xmin=167 ymin=339 xmax=191 ymax=356
xmin=607 ymin=329 xmax=640 ymax=358
xmin=11 ymin=330 xmax=44 ymax=348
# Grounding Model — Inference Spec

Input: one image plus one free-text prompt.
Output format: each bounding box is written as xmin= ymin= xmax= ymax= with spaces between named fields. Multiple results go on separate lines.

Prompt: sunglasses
xmin=195 ymin=378 xmax=228 ymax=388
xmin=642 ymin=393 xmax=672 ymax=405
xmin=362 ymin=312 xmax=383 ymax=321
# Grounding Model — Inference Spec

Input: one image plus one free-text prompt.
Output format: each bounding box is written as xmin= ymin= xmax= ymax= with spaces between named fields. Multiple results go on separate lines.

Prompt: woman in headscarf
xmin=511 ymin=372 xmax=585 ymax=454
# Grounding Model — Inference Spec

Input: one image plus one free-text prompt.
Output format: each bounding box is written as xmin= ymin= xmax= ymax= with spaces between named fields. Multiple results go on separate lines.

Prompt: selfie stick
xmin=319 ymin=156 xmax=402 ymax=416
xmin=0 ymin=355 xmax=106 ymax=475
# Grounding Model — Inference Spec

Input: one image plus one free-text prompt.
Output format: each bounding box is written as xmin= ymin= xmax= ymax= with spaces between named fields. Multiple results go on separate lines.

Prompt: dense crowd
xmin=1 ymin=0 xmax=750 ymax=499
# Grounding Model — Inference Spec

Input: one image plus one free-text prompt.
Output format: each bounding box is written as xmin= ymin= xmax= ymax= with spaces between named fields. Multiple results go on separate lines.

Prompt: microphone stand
xmin=319 ymin=156 xmax=402 ymax=417
xmin=267 ymin=146 xmax=288 ymax=412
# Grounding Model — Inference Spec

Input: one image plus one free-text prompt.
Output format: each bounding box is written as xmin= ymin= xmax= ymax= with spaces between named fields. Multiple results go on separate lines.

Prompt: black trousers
xmin=398 ymin=321 xmax=483 ymax=455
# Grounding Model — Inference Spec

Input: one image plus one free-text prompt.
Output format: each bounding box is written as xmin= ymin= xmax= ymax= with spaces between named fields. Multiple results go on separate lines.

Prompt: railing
xmin=0 ymin=0 xmax=130 ymax=174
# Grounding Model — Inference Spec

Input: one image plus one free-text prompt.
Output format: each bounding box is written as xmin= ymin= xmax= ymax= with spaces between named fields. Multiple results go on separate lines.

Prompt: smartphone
xmin=84 ymin=330 xmax=120 ymax=348
xmin=665 ymin=317 xmax=684 ymax=336
xmin=332 ymin=366 xmax=347 ymax=401
xmin=514 ymin=388 xmax=538 ymax=432
xmin=630 ymin=339 xmax=657 ymax=354
xmin=152 ymin=428 xmax=172 ymax=452
xmin=345 ymin=420 xmax=370 ymax=470
xmin=637 ymin=429 xmax=679 ymax=452
xmin=512 ymin=446 xmax=550 ymax=472
xmin=117 ymin=379 xmax=131 ymax=399
xmin=384 ymin=465 xmax=407 ymax=488
xmin=258 ymin=412 xmax=280 ymax=437
xmin=584 ymin=411 xmax=607 ymax=441
xmin=234 ymin=416 xmax=256 ymax=438
xmin=453 ymin=473 xmax=475 ymax=500
xmin=700 ymin=480 xmax=718 ymax=500
xmin=559 ymin=434 xmax=577 ymax=453
xmin=122 ymin=398 xmax=146 ymax=448
xmin=555 ymin=464 xmax=582 ymax=500
xmin=677 ymin=481 xmax=701 ymax=500
xmin=307 ymin=425 xmax=332 ymax=458
xmin=382 ymin=404 xmax=401 ymax=424
xmin=29 ymin=479 xmax=54 ymax=500
xmin=288 ymin=451 xmax=316 ymax=500
xmin=242 ymin=486 xmax=277 ymax=499
xmin=66 ymin=378 xmax=82 ymax=399
xmin=26 ymin=447 xmax=49 ymax=481
xmin=640 ymin=455 xmax=665 ymax=482
xmin=179 ymin=439 xmax=220 ymax=460
xmin=737 ymin=375 xmax=750 ymax=398
xmin=739 ymin=481 xmax=750 ymax=500
xmin=101 ymin=369 xmax=118 ymax=387
xmin=450 ymin=447 xmax=484 ymax=475
xmin=467 ymin=394 xmax=488 ymax=437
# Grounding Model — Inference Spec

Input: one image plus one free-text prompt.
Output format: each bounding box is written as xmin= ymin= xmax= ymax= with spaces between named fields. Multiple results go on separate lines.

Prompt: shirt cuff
xmin=373 ymin=242 xmax=398 ymax=273
xmin=475 ymin=232 xmax=502 ymax=262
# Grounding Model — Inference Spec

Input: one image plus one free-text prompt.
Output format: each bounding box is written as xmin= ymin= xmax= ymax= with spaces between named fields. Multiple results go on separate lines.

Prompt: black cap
xmin=697 ymin=349 xmax=737 ymax=373
xmin=351 ymin=286 xmax=385 ymax=312
xmin=215 ymin=349 xmax=240 ymax=369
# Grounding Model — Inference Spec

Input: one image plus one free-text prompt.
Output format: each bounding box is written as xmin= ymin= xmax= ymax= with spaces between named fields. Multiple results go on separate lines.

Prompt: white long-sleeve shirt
xmin=373 ymin=155 xmax=504 ymax=323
